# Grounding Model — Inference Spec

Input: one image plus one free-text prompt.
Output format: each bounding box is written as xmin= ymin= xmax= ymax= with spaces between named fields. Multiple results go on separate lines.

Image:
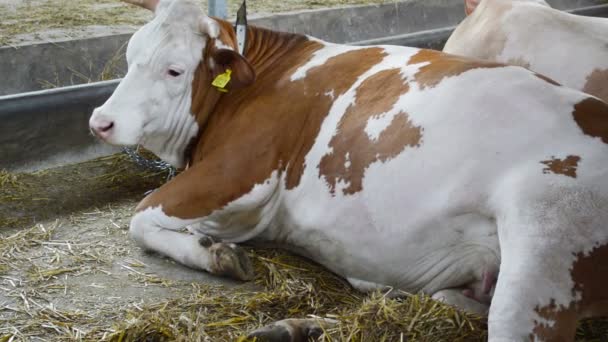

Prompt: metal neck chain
xmin=122 ymin=147 xmax=177 ymax=182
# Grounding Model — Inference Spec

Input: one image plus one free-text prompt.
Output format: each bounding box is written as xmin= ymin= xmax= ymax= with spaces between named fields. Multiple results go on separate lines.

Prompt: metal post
xmin=209 ymin=0 xmax=228 ymax=19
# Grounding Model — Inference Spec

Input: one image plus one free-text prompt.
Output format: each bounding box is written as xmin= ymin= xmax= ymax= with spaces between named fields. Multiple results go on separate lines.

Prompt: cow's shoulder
xmin=318 ymin=67 xmax=420 ymax=195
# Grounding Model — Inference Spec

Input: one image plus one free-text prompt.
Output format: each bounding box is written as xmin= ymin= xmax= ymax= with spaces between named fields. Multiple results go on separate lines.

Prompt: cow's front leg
xmin=130 ymin=207 xmax=254 ymax=280
xmin=127 ymin=150 xmax=281 ymax=281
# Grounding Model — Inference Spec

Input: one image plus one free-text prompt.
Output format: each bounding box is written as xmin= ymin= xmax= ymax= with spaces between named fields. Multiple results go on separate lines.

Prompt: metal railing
xmin=209 ymin=0 xmax=228 ymax=18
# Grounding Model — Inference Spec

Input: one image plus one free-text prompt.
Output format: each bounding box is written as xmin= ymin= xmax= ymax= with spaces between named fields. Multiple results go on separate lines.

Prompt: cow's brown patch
xmin=318 ymin=68 xmax=421 ymax=195
xmin=137 ymin=23 xmax=387 ymax=218
xmin=532 ymin=243 xmax=608 ymax=340
xmin=540 ymin=155 xmax=580 ymax=178
xmin=570 ymin=243 xmax=608 ymax=317
xmin=284 ymin=47 xmax=388 ymax=190
xmin=407 ymin=49 xmax=503 ymax=89
xmin=572 ymin=97 xmax=608 ymax=144
xmin=532 ymin=300 xmax=577 ymax=342
xmin=583 ymin=68 xmax=608 ymax=103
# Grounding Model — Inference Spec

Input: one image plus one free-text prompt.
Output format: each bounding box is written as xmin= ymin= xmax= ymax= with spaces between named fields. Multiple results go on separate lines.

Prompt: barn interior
xmin=1 ymin=0 xmax=608 ymax=340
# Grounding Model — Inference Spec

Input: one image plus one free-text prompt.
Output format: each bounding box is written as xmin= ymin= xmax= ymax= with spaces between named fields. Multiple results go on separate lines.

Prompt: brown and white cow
xmin=444 ymin=0 xmax=608 ymax=103
xmin=89 ymin=0 xmax=608 ymax=340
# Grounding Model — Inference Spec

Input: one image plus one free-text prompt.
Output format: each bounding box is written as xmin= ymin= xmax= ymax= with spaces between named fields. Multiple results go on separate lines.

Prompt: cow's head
xmin=464 ymin=0 xmax=550 ymax=15
xmin=89 ymin=0 xmax=255 ymax=168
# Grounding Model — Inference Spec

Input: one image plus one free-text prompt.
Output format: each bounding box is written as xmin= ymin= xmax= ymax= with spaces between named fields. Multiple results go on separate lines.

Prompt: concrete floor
xmin=0 ymin=199 xmax=250 ymax=339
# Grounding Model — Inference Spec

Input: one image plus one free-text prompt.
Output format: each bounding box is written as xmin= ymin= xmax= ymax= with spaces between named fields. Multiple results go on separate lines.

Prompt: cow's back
xmin=260 ymin=46 xmax=608 ymax=293
xmin=443 ymin=0 xmax=608 ymax=102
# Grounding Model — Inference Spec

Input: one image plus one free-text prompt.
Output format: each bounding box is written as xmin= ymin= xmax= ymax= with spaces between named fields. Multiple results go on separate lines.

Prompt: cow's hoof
xmin=247 ymin=318 xmax=327 ymax=342
xmin=208 ymin=242 xmax=254 ymax=281
xmin=197 ymin=235 xmax=218 ymax=248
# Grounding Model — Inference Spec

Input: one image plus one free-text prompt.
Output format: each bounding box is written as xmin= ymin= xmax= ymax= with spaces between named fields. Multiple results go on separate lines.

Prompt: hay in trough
xmin=0 ymin=152 xmax=170 ymax=230
xmin=1 ymin=153 xmax=607 ymax=341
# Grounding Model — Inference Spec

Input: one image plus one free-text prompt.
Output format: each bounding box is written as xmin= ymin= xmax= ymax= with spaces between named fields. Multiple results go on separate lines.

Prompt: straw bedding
xmin=1 ymin=154 xmax=606 ymax=341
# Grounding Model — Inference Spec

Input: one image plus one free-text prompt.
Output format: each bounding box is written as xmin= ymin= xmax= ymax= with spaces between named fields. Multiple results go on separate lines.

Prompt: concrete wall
xmin=2 ymin=0 xmax=605 ymax=96
xmin=0 ymin=33 xmax=132 ymax=97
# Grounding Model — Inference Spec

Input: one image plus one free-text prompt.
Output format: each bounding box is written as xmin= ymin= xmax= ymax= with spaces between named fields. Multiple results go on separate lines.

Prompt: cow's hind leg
xmin=432 ymin=289 xmax=490 ymax=316
xmin=489 ymin=184 xmax=608 ymax=341
xmin=247 ymin=318 xmax=337 ymax=342
xmin=432 ymin=267 xmax=497 ymax=316
xmin=130 ymin=207 xmax=254 ymax=280
xmin=489 ymin=237 xmax=580 ymax=341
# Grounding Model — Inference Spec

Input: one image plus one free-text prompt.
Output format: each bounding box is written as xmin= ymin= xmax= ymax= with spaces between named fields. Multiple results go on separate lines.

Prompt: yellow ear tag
xmin=212 ymin=69 xmax=232 ymax=93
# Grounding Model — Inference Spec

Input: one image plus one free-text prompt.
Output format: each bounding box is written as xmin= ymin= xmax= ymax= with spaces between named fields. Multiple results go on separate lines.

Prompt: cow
xmin=88 ymin=0 xmax=608 ymax=340
xmin=443 ymin=0 xmax=608 ymax=103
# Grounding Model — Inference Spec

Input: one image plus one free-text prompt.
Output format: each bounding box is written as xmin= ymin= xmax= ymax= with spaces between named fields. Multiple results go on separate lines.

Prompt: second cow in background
xmin=444 ymin=0 xmax=608 ymax=102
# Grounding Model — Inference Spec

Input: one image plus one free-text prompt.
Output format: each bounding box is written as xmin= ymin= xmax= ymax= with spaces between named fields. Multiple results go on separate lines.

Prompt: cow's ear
xmin=465 ymin=0 xmax=480 ymax=15
xmin=210 ymin=49 xmax=256 ymax=89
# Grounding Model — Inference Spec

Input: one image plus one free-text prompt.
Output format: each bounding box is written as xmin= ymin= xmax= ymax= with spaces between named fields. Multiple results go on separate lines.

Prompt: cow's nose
xmin=90 ymin=117 xmax=115 ymax=139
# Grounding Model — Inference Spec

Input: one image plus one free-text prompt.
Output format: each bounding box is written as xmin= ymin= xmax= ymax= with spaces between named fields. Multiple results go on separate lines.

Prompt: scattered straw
xmin=1 ymin=225 xmax=607 ymax=341
xmin=0 ymin=170 xmax=21 ymax=188
xmin=324 ymin=291 xmax=486 ymax=342
xmin=0 ymin=224 xmax=55 ymax=274
xmin=95 ymin=249 xmax=486 ymax=342
xmin=55 ymin=248 xmax=608 ymax=341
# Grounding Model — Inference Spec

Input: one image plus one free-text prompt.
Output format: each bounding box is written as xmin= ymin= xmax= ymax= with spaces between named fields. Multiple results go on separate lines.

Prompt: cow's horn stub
xmin=200 ymin=17 xmax=220 ymax=38
xmin=122 ymin=0 xmax=159 ymax=11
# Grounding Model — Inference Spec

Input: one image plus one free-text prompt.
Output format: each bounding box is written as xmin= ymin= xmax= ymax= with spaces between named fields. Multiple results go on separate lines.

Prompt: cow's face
xmin=89 ymin=0 xmax=253 ymax=168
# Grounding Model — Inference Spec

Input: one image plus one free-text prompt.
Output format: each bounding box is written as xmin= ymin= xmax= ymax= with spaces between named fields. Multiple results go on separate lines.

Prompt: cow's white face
xmin=89 ymin=0 xmax=219 ymax=168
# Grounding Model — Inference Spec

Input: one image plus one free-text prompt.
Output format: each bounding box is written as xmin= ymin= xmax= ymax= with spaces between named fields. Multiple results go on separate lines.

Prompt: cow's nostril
xmin=100 ymin=122 xmax=114 ymax=132
xmin=90 ymin=118 xmax=115 ymax=139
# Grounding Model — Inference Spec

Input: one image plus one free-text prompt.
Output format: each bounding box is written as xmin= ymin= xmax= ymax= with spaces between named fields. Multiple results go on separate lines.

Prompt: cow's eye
xmin=168 ymin=68 xmax=182 ymax=77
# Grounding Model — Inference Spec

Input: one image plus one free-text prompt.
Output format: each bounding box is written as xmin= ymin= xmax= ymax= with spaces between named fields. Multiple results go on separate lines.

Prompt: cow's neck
xmin=187 ymin=22 xmax=316 ymax=166
xmin=190 ymin=20 xmax=311 ymax=120
xmin=174 ymin=23 xmax=390 ymax=230
xmin=237 ymin=24 xmax=312 ymax=76
xmin=188 ymin=49 xmax=224 ymax=163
